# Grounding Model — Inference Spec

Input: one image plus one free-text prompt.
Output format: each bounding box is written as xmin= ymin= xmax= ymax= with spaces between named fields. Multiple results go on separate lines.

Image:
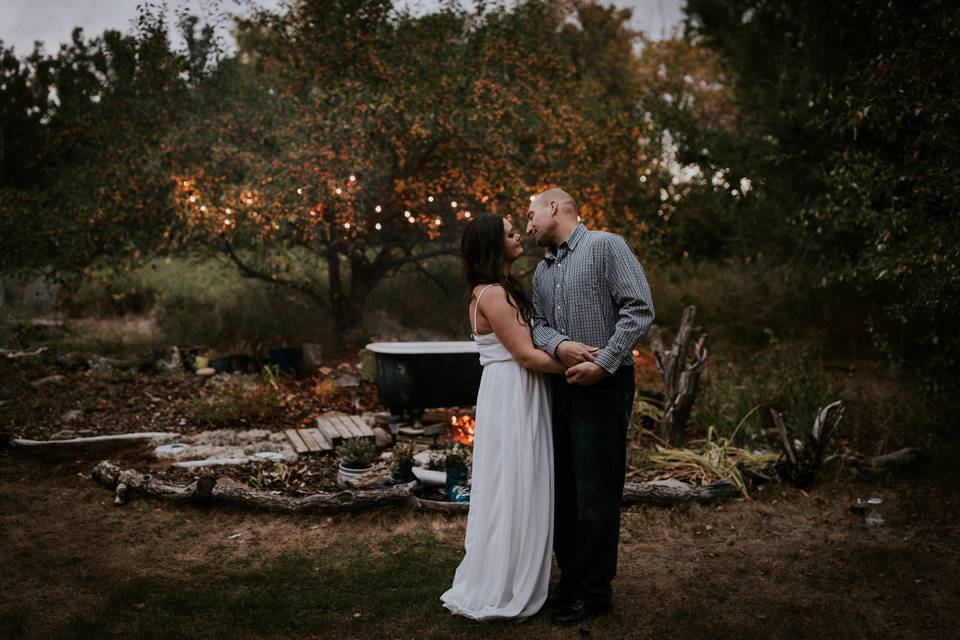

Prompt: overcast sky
xmin=1 ymin=0 xmax=685 ymax=56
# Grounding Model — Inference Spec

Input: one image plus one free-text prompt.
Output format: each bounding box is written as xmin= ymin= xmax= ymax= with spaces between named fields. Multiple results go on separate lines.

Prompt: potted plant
xmin=389 ymin=442 xmax=417 ymax=483
xmin=443 ymin=444 xmax=471 ymax=498
xmin=336 ymin=438 xmax=377 ymax=487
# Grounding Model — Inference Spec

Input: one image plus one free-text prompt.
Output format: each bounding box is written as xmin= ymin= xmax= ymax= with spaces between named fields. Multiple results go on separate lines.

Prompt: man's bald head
xmin=526 ymin=187 xmax=581 ymax=248
xmin=533 ymin=188 xmax=579 ymax=220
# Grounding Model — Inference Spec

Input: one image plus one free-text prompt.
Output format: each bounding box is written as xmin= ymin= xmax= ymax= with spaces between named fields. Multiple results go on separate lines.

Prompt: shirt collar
xmin=544 ymin=223 xmax=586 ymax=263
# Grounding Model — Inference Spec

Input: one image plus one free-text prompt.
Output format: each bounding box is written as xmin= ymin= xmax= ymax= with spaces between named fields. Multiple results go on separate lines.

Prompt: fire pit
xmin=365 ymin=341 xmax=482 ymax=417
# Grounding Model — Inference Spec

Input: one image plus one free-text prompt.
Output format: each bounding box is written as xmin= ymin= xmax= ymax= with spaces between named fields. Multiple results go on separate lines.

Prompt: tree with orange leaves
xmin=168 ymin=0 xmax=670 ymax=335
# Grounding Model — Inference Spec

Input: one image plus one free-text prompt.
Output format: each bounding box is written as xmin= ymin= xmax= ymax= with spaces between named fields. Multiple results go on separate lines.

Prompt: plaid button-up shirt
xmin=531 ymin=224 xmax=655 ymax=374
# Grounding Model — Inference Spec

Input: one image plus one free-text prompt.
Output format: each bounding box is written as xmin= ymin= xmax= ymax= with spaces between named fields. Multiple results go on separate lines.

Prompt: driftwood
xmin=621 ymin=479 xmax=740 ymax=506
xmin=650 ymin=306 xmax=708 ymax=446
xmin=13 ymin=432 xmax=177 ymax=447
xmin=91 ymin=461 xmax=740 ymax=513
xmin=771 ymin=400 xmax=844 ymax=488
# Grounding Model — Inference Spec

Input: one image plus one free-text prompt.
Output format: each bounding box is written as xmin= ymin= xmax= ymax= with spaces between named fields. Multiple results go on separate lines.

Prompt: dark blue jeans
xmin=551 ymin=365 xmax=634 ymax=606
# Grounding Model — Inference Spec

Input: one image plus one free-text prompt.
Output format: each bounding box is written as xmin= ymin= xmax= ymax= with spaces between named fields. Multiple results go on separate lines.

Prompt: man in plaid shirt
xmin=526 ymin=188 xmax=654 ymax=625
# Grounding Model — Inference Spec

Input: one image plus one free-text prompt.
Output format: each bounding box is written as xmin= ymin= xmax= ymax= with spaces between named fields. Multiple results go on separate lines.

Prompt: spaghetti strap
xmin=472 ymin=284 xmax=498 ymax=335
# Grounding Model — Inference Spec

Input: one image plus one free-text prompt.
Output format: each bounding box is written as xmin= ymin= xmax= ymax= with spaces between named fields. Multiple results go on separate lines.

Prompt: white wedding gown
xmin=440 ymin=285 xmax=554 ymax=620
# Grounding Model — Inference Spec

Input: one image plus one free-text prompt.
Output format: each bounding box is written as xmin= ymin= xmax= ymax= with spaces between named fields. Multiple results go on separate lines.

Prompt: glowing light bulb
xmin=335 ymin=187 xmax=342 ymax=195
xmin=529 ymin=195 xmax=535 ymax=202
xmin=434 ymin=218 xmax=442 ymax=225
xmin=344 ymin=222 xmax=351 ymax=229
xmin=464 ymin=211 xmax=471 ymax=218
xmin=200 ymin=205 xmax=207 ymax=212
xmin=296 ymin=188 xmax=303 ymax=195
xmin=375 ymin=222 xmax=382 ymax=230
xmin=189 ymin=195 xmax=197 ymax=203
xmin=349 ymin=174 xmax=357 ymax=182
xmin=407 ymin=217 xmax=415 ymax=223
xmin=404 ymin=210 xmax=411 ymax=217
xmin=225 ymin=208 xmax=232 ymax=214
xmin=375 ymin=205 xmax=382 ymax=213
xmin=428 ymin=196 xmax=434 ymax=202
xmin=451 ymin=201 xmax=458 ymax=208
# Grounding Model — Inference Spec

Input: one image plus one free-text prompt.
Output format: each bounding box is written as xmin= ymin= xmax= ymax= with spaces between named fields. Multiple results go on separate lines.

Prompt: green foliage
xmin=0 ymin=10 xmax=222 ymax=273
xmin=692 ymin=340 xmax=841 ymax=445
xmin=681 ymin=0 xmax=960 ymax=390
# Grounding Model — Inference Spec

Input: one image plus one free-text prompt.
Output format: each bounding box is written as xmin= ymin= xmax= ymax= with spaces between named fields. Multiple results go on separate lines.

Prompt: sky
xmin=1 ymin=0 xmax=685 ymax=56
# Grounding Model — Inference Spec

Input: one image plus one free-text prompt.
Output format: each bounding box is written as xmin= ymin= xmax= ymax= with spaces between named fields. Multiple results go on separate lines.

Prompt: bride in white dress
xmin=440 ymin=214 xmax=566 ymax=620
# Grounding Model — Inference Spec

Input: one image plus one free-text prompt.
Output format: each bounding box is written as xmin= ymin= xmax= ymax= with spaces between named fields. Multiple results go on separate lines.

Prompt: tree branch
xmin=222 ymin=240 xmax=327 ymax=308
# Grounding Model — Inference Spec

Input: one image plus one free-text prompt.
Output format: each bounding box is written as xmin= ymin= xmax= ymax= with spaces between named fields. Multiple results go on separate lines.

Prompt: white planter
xmin=337 ymin=463 xmax=374 ymax=488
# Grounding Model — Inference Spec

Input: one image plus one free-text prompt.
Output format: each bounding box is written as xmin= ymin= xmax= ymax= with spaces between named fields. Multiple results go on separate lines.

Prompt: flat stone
xmin=372 ymin=427 xmax=392 ymax=448
xmin=61 ymin=409 xmax=83 ymax=423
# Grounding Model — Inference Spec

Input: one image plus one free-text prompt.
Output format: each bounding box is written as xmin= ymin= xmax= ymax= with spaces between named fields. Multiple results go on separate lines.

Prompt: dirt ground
xmin=2 ymin=440 xmax=958 ymax=640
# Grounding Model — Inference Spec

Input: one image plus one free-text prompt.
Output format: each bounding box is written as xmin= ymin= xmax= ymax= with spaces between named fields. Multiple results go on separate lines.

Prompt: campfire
xmin=449 ymin=414 xmax=476 ymax=445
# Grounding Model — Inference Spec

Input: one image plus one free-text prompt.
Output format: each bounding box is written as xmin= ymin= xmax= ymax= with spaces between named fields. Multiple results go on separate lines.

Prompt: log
xmin=650 ymin=306 xmax=708 ymax=446
xmin=621 ymin=479 xmax=740 ymax=507
xmin=90 ymin=461 xmax=743 ymax=513
xmin=13 ymin=432 xmax=177 ymax=447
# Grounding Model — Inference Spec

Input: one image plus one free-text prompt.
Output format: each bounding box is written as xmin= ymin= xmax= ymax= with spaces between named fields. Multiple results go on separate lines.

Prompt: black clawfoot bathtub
xmin=365 ymin=341 xmax=483 ymax=414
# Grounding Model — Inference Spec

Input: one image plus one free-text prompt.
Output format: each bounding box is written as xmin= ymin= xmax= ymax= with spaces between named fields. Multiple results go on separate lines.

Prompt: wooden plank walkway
xmin=286 ymin=412 xmax=373 ymax=454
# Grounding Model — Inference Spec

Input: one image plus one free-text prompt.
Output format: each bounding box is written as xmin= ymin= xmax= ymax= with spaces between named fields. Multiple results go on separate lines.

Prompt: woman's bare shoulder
xmin=471 ymin=283 xmax=504 ymax=299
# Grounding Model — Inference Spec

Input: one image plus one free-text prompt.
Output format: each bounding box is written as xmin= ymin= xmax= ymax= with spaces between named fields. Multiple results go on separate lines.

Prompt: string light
xmin=189 ymin=195 xmax=197 ymax=203
xmin=375 ymin=222 xmax=382 ymax=230
xmin=297 ymin=188 xmax=303 ymax=195
xmin=404 ymin=210 xmax=411 ymax=217
xmin=225 ymin=208 xmax=232 ymax=214
xmin=200 ymin=205 xmax=207 ymax=212
xmin=344 ymin=222 xmax=351 ymax=229
xmin=464 ymin=211 xmax=471 ymax=218
xmin=349 ymin=175 xmax=357 ymax=182
xmin=434 ymin=218 xmax=442 ymax=225
xmin=375 ymin=205 xmax=382 ymax=213
xmin=428 ymin=196 xmax=434 ymax=202
xmin=451 ymin=201 xmax=458 ymax=208
xmin=407 ymin=217 xmax=415 ymax=223
xmin=335 ymin=187 xmax=342 ymax=195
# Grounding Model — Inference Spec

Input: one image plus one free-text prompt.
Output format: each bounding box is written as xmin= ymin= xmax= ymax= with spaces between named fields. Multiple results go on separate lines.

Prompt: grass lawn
xmin=2 ymin=443 xmax=958 ymax=640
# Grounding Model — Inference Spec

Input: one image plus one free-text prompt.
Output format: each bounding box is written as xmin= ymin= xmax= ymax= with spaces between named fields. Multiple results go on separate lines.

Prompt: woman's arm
xmin=478 ymin=285 xmax=566 ymax=374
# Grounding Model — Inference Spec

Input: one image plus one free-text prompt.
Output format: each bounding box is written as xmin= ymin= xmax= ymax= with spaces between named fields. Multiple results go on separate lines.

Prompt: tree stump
xmin=771 ymin=400 xmax=844 ymax=488
xmin=650 ymin=305 xmax=708 ymax=446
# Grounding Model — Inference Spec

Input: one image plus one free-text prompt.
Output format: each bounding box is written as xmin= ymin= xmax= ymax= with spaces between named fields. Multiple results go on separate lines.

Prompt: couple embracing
xmin=440 ymin=188 xmax=654 ymax=625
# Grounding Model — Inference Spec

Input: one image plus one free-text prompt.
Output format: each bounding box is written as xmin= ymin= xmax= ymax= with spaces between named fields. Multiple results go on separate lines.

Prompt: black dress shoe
xmin=550 ymin=598 xmax=613 ymax=626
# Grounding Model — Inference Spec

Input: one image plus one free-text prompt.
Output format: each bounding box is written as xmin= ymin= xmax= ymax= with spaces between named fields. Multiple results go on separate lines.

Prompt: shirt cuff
xmin=593 ymin=348 xmax=623 ymax=375
xmin=545 ymin=334 xmax=569 ymax=359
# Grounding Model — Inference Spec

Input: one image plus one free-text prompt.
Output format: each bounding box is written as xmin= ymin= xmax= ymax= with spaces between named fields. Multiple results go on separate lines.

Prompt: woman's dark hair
xmin=460 ymin=213 xmax=534 ymax=323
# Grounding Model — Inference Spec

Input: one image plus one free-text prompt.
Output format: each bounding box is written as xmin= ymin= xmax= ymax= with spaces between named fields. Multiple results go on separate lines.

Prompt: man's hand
xmin=556 ymin=341 xmax=602 ymax=368
xmin=564 ymin=361 xmax=609 ymax=385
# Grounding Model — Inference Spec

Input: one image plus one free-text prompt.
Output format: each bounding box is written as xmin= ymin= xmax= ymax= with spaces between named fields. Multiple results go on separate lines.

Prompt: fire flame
xmin=449 ymin=414 xmax=476 ymax=445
